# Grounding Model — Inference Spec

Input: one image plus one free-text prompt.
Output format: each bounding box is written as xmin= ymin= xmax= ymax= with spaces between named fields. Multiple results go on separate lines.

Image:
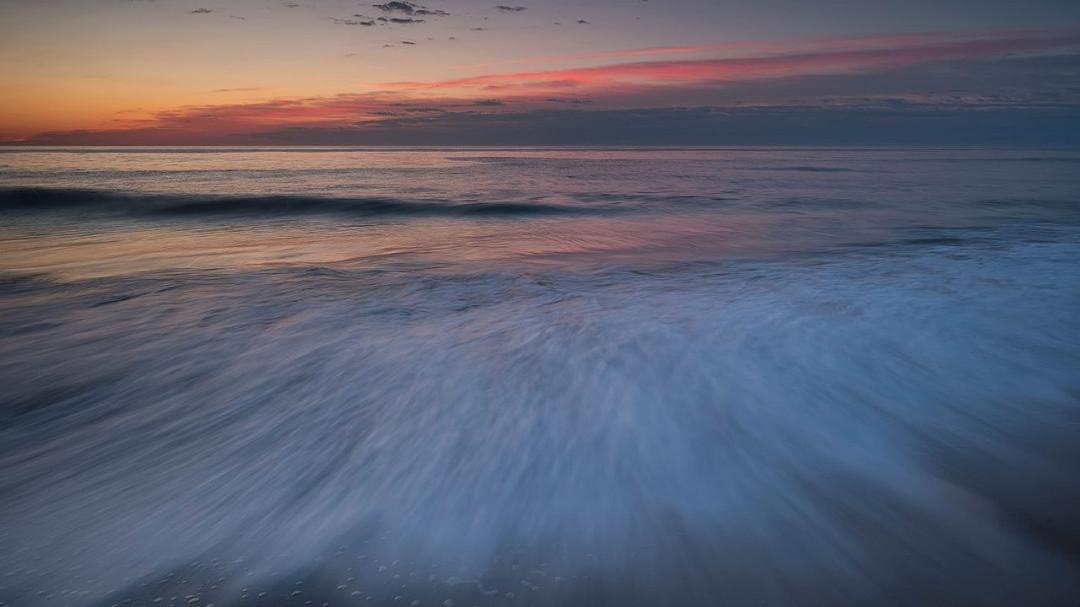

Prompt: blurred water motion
xmin=2 ymin=147 xmax=1080 ymax=606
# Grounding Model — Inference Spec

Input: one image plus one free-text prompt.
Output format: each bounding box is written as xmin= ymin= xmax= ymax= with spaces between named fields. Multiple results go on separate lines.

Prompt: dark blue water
xmin=2 ymin=148 xmax=1080 ymax=606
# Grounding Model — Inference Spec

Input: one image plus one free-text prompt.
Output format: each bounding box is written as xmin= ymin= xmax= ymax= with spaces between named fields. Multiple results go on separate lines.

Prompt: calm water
xmin=2 ymin=147 xmax=1080 ymax=606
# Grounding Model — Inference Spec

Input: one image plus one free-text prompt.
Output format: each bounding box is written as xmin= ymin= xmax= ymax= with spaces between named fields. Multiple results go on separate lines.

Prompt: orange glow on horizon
xmin=3 ymin=26 xmax=1077 ymax=144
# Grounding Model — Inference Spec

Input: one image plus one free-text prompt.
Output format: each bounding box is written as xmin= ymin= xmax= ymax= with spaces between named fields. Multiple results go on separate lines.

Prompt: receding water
xmin=2 ymin=147 xmax=1080 ymax=606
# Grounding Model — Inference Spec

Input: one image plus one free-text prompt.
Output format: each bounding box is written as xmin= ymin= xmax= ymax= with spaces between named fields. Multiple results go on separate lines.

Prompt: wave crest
xmin=0 ymin=187 xmax=594 ymax=219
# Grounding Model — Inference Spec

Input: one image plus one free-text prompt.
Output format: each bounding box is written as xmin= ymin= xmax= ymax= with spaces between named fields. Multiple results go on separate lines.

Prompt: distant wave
xmin=0 ymin=187 xmax=597 ymax=219
xmin=748 ymin=165 xmax=859 ymax=172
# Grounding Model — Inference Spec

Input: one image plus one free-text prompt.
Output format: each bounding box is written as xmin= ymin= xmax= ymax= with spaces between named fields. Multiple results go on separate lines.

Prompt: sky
xmin=2 ymin=0 xmax=1080 ymax=145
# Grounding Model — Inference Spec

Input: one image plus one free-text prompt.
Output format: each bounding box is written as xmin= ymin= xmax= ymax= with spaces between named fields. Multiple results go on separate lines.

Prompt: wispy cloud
xmin=332 ymin=17 xmax=375 ymax=26
xmin=372 ymin=2 xmax=448 ymax=16
xmin=462 ymin=29 xmax=1053 ymax=69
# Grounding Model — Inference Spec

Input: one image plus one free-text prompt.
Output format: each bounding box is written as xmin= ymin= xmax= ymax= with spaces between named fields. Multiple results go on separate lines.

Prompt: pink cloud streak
xmin=391 ymin=29 xmax=1080 ymax=92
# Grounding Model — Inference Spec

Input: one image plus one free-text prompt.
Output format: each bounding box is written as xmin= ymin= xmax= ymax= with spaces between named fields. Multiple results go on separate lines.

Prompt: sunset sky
xmin=3 ymin=0 xmax=1080 ymax=145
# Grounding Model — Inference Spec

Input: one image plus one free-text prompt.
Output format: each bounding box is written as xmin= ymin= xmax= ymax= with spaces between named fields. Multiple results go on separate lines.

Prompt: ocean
xmin=2 ymin=147 xmax=1080 ymax=606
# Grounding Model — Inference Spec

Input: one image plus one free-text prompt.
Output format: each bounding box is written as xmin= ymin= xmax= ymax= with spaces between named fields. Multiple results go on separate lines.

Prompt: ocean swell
xmin=0 ymin=187 xmax=599 ymax=219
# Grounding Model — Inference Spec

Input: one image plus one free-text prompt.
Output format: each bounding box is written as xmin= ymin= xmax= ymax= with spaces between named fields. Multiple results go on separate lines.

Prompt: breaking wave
xmin=0 ymin=188 xmax=601 ymax=219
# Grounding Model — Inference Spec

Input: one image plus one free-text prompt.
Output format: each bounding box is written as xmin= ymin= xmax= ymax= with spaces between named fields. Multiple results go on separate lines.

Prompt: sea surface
xmin=2 ymin=147 xmax=1080 ymax=606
